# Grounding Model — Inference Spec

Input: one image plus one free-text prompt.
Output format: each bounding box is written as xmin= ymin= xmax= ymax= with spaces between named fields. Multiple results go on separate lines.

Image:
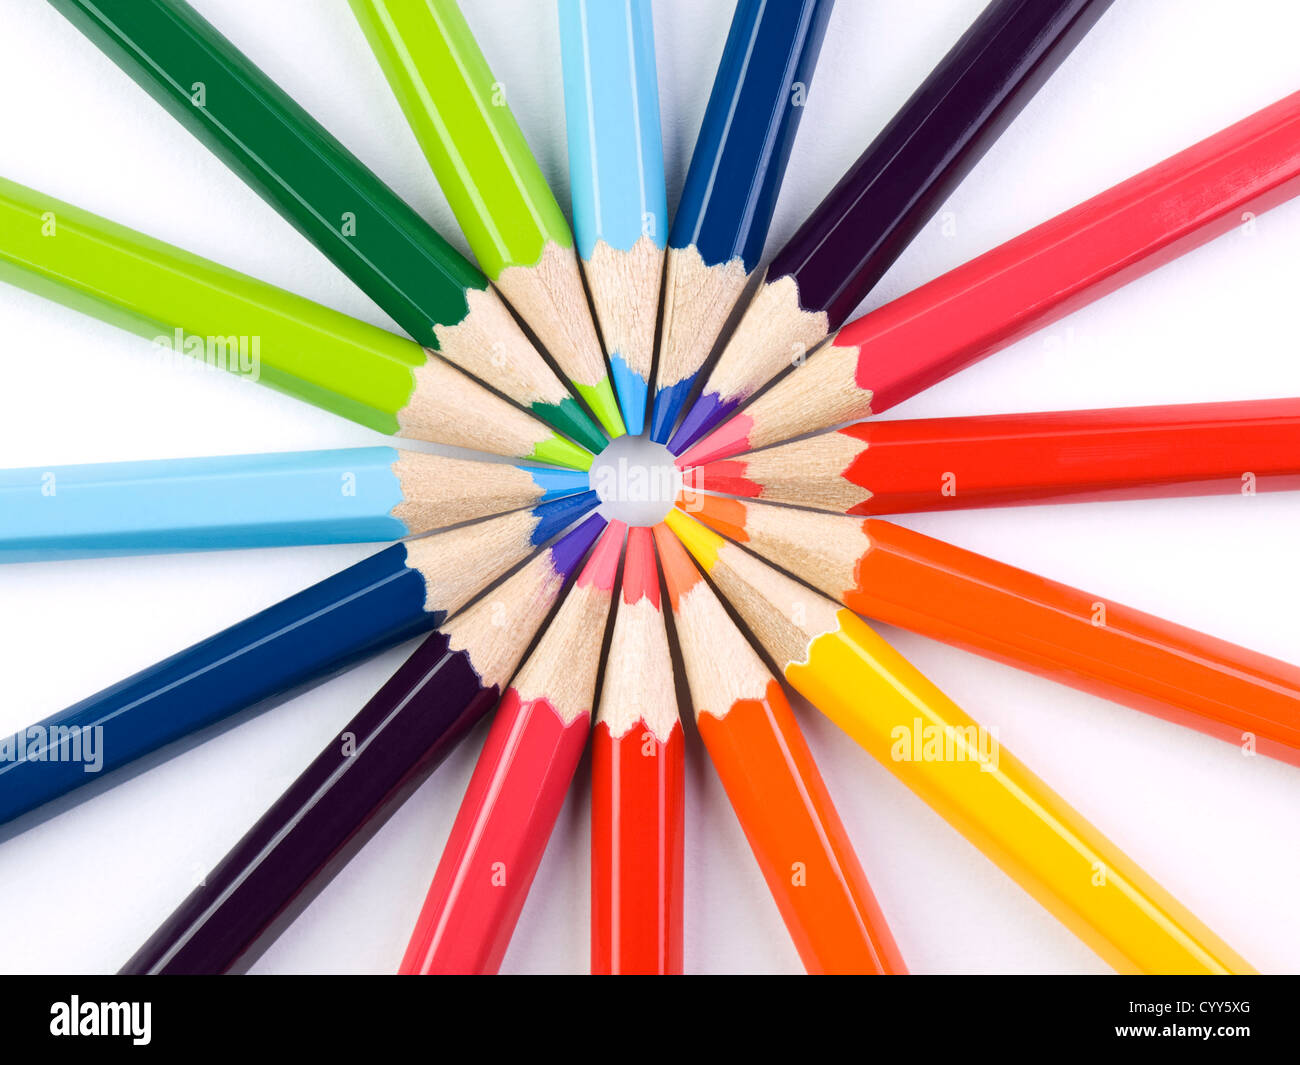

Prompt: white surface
xmin=0 ymin=0 xmax=1298 ymax=975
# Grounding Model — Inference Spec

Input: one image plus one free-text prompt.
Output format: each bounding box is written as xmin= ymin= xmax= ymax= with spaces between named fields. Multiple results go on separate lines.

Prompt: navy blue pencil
xmin=0 ymin=491 xmax=598 ymax=828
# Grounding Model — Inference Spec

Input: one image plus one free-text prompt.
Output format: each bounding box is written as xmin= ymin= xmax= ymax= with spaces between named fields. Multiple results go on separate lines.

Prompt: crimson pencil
xmin=684 ymin=398 xmax=1300 ymax=514
xmin=652 ymin=524 xmax=905 ymax=974
xmin=400 ymin=521 xmax=624 ymax=975
xmin=685 ymin=495 xmax=1300 ymax=766
xmin=669 ymin=0 xmax=1113 ymax=452
xmin=122 ymin=513 xmax=607 ymax=974
xmin=591 ymin=526 xmax=683 ymax=974
xmin=677 ymin=91 xmax=1300 ymax=468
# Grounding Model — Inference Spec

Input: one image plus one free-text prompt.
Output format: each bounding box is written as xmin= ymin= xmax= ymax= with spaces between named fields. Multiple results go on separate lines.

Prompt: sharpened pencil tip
xmin=609 ymin=354 xmax=648 ymax=436
xmin=663 ymin=507 xmax=724 ymax=572
xmin=531 ymin=434 xmax=595 ymax=471
xmin=576 ymin=377 xmax=627 ymax=440
xmin=531 ymin=489 xmax=600 ymax=545
xmin=667 ymin=391 xmax=737 ymax=454
xmin=648 ymin=375 xmax=697 ymax=444
xmin=536 ymin=397 xmax=608 ymax=453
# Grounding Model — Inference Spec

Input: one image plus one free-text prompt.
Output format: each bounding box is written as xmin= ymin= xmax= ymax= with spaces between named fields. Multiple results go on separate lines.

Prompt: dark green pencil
xmin=51 ymin=0 xmax=607 ymax=453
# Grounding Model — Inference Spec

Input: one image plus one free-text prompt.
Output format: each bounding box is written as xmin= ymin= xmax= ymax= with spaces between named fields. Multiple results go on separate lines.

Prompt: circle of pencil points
xmin=5 ymin=0 xmax=1295 ymax=975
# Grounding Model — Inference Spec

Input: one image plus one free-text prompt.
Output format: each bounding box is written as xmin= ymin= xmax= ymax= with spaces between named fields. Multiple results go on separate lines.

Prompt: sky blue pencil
xmin=559 ymin=0 xmax=667 ymax=436
xmin=0 ymin=447 xmax=589 ymax=561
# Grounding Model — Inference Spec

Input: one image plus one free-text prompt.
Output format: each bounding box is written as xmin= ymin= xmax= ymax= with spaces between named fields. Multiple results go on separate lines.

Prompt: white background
xmin=1 ymin=0 xmax=1298 ymax=974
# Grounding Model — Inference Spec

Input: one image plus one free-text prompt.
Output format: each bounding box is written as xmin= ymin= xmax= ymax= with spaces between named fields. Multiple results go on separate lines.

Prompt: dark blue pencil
xmin=649 ymin=0 xmax=834 ymax=443
xmin=0 ymin=491 xmax=598 ymax=828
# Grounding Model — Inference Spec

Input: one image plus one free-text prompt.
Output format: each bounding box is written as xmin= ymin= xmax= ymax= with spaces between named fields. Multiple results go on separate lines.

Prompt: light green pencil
xmin=0 ymin=176 xmax=593 ymax=470
xmin=350 ymin=0 xmax=627 ymax=439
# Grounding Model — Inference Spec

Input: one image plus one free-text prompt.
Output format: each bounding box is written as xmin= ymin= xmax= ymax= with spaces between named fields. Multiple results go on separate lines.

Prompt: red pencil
xmin=591 ymin=526 xmax=684 ymax=974
xmin=399 ymin=522 xmax=624 ymax=975
xmin=684 ymin=494 xmax=1300 ymax=765
xmin=652 ymin=523 xmax=906 ymax=974
xmin=677 ymin=91 xmax=1300 ymax=468
xmin=684 ymin=398 xmax=1300 ymax=515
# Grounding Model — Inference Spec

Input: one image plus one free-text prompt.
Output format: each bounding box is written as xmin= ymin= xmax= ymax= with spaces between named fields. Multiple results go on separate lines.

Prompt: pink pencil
xmin=400 ymin=521 xmax=625 ymax=974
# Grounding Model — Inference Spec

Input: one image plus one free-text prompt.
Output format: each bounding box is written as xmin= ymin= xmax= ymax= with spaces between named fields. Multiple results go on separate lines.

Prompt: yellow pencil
xmin=664 ymin=508 xmax=1255 ymax=975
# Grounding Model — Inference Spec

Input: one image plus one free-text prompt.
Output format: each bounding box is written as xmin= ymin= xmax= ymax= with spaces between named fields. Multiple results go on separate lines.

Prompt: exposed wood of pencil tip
xmin=496 ymin=241 xmax=609 ymax=387
xmin=742 ymin=338 xmax=874 ymax=449
xmin=433 ymin=284 xmax=576 ymax=407
xmin=705 ymin=272 xmax=831 ymax=400
xmin=705 ymin=537 xmax=842 ymax=672
xmin=720 ymin=432 xmax=873 ymax=514
xmin=731 ymin=500 xmax=870 ymax=602
xmin=596 ymin=541 xmax=677 ymax=742
xmin=399 ymin=353 xmax=556 ymax=455
xmin=655 ymin=244 xmax=750 ymax=388
xmin=390 ymin=452 xmax=546 ymax=535
xmin=585 ymin=235 xmax=664 ymax=381
xmin=442 ymin=546 xmax=570 ymax=691
xmin=510 ymin=577 xmax=615 ymax=725
xmin=403 ymin=508 xmax=546 ymax=616
xmin=665 ymin=565 xmax=772 ymax=722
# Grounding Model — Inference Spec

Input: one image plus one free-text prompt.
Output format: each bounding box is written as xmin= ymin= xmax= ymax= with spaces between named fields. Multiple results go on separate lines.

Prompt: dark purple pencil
xmin=121 ymin=514 xmax=607 ymax=975
xmin=668 ymin=0 xmax=1115 ymax=453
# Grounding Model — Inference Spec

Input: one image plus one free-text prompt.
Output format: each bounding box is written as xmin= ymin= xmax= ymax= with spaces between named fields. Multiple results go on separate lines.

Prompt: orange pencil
xmin=652 ymin=523 xmax=906 ymax=974
xmin=685 ymin=494 xmax=1300 ymax=765
xmin=591 ymin=526 xmax=684 ymax=974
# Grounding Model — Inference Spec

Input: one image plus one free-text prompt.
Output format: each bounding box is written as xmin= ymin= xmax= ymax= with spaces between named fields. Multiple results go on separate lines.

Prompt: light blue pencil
xmin=0 ymin=447 xmax=589 ymax=561
xmin=559 ymin=0 xmax=667 ymax=436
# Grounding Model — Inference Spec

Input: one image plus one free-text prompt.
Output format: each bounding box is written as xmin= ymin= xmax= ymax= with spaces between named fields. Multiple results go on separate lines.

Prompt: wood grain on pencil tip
xmin=350 ymin=0 xmax=626 ymax=440
xmin=664 ymin=507 xmax=1256 ymax=975
xmin=668 ymin=0 xmax=1114 ymax=455
xmin=591 ymin=525 xmax=683 ymax=974
xmin=652 ymin=522 xmax=905 ymax=974
xmin=122 ymin=513 xmax=608 ymax=975
xmin=677 ymin=90 xmax=1300 ymax=469
xmin=50 ymin=0 xmax=607 ymax=454
xmin=401 ymin=520 xmax=624 ymax=974
xmin=649 ymin=0 xmax=832 ymax=444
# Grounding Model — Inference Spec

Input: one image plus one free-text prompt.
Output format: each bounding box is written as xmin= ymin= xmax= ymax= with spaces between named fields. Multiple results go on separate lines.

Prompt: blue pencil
xmin=559 ymin=0 xmax=667 ymax=436
xmin=0 ymin=447 xmax=589 ymax=562
xmin=649 ymin=0 xmax=834 ymax=444
xmin=0 ymin=490 xmax=598 ymax=828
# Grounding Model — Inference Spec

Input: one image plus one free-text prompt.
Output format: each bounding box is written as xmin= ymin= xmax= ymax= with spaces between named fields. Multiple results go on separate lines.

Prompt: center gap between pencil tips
xmin=589 ymin=434 xmax=681 ymax=526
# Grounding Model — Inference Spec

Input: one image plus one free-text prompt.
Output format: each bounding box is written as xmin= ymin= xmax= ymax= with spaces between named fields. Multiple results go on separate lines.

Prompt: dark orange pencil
xmin=591 ymin=526 xmax=684 ymax=974
xmin=685 ymin=495 xmax=1300 ymax=765
xmin=652 ymin=523 xmax=906 ymax=974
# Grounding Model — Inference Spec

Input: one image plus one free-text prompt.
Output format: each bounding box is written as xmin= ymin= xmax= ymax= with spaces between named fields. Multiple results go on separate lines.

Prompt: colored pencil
xmin=122 ymin=514 xmax=608 ymax=974
xmin=591 ymin=526 xmax=683 ymax=974
xmin=678 ymin=91 xmax=1300 ymax=466
xmin=664 ymin=509 xmax=1254 ymax=974
xmin=558 ymin=0 xmax=667 ymax=435
xmin=0 ymin=447 xmax=590 ymax=562
xmin=684 ymin=495 xmax=1300 ymax=766
xmin=648 ymin=0 xmax=833 ymax=444
xmin=350 ymin=0 xmax=626 ymax=439
xmin=668 ymin=0 xmax=1114 ymax=453
xmin=0 ymin=491 xmax=598 ymax=829
xmin=50 ymin=0 xmax=606 ymax=454
xmin=651 ymin=523 xmax=904 ymax=974
xmin=401 ymin=521 xmax=624 ymax=974
xmin=683 ymin=398 xmax=1300 ymax=514
xmin=0 ymin=177 xmax=593 ymax=470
